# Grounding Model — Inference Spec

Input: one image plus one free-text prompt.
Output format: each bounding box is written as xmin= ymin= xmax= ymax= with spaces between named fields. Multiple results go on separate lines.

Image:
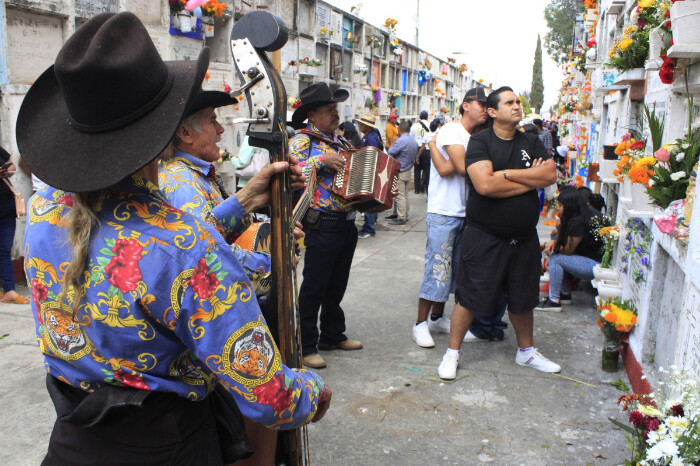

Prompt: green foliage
xmin=643 ymin=104 xmax=665 ymax=153
xmin=519 ymin=94 xmax=532 ymax=116
xmin=610 ymin=379 xmax=630 ymax=392
xmin=530 ymin=35 xmax=544 ymax=113
xmin=544 ymin=0 xmax=585 ymax=65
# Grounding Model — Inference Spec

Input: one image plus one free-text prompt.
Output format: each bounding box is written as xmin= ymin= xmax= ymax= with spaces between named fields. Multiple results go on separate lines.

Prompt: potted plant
xmin=201 ymin=0 xmax=226 ymax=37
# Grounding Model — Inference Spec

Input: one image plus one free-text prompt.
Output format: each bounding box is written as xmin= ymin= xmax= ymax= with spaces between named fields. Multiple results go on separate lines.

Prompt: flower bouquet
xmin=645 ymin=128 xmax=700 ymax=209
xmin=596 ymin=297 xmax=637 ymax=372
xmin=611 ymin=367 xmax=700 ymax=465
xmin=607 ymin=25 xmax=650 ymax=72
xmin=599 ymin=225 xmax=620 ymax=268
xmin=298 ymin=57 xmax=322 ymax=67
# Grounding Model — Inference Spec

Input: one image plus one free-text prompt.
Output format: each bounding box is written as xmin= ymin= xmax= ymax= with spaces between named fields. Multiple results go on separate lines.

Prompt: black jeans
xmin=0 ymin=211 xmax=16 ymax=293
xmin=299 ymin=217 xmax=358 ymax=356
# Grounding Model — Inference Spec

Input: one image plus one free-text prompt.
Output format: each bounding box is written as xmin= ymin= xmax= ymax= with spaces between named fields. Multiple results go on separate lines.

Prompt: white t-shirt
xmin=410 ymin=120 xmax=428 ymax=147
xmin=427 ymin=121 xmax=470 ymax=217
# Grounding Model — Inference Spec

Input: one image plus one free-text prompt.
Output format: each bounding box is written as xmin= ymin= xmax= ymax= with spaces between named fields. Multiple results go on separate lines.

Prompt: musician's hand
xmin=312 ymin=385 xmax=332 ymax=423
xmin=235 ymin=161 xmax=301 ymax=213
xmin=293 ymin=221 xmax=304 ymax=240
xmin=324 ymin=153 xmax=346 ymax=173
xmin=288 ymin=155 xmax=306 ymax=191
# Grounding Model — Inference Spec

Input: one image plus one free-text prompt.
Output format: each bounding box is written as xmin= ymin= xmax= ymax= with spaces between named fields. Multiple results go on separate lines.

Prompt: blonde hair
xmin=58 ymin=191 xmax=105 ymax=317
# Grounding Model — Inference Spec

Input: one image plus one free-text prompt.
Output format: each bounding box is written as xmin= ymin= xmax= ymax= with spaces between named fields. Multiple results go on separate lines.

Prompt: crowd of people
xmin=8 ymin=11 xmax=611 ymax=463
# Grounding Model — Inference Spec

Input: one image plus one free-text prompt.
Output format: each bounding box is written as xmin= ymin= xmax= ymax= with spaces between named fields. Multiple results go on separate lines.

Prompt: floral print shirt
xmin=159 ymin=151 xmax=270 ymax=285
xmin=24 ymin=176 xmax=325 ymax=429
xmin=289 ymin=123 xmax=353 ymax=212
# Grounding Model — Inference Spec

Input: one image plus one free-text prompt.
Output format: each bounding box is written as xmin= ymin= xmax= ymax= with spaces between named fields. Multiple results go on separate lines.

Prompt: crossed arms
xmin=467 ymin=158 xmax=557 ymax=198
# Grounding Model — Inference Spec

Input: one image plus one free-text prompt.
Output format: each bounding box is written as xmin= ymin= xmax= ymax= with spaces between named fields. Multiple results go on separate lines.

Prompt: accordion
xmin=332 ymin=147 xmax=400 ymax=213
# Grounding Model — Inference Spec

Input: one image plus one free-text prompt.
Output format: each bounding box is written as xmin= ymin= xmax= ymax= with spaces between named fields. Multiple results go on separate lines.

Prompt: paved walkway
xmin=0 ymin=192 xmax=630 ymax=465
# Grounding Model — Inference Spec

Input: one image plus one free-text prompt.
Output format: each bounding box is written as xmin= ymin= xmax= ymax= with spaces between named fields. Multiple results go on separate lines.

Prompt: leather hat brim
xmin=16 ymin=48 xmax=210 ymax=193
xmin=187 ymin=90 xmax=238 ymax=117
xmin=291 ymin=88 xmax=349 ymax=129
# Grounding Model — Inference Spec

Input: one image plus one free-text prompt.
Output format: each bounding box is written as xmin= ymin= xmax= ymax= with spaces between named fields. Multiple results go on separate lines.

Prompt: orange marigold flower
xmin=605 ymin=312 xmax=617 ymax=323
xmin=597 ymin=317 xmax=604 ymax=328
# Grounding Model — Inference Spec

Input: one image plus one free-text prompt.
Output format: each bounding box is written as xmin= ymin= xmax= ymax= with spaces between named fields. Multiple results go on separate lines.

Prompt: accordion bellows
xmin=332 ymin=147 xmax=400 ymax=213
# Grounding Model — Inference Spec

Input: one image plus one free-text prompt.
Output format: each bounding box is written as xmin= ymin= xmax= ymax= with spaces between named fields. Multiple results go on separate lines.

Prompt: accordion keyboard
xmin=345 ymin=148 xmax=378 ymax=196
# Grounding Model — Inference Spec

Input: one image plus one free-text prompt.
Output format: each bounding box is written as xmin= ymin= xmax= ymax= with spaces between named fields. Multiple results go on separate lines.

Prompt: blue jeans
xmin=418 ymin=213 xmax=464 ymax=302
xmin=469 ymin=292 xmax=508 ymax=341
xmin=0 ymin=214 xmax=16 ymax=293
xmin=548 ymin=253 xmax=599 ymax=301
xmin=359 ymin=213 xmax=376 ymax=236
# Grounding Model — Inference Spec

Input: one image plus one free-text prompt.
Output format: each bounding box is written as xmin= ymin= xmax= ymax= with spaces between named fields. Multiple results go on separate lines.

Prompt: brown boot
xmin=302 ymin=353 xmax=327 ymax=369
xmin=318 ymin=339 xmax=363 ymax=351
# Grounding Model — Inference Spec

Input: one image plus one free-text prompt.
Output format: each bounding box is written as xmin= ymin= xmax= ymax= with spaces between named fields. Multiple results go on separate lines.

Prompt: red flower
xmin=666 ymin=20 xmax=671 ymax=28
xmin=659 ymin=66 xmax=675 ymax=84
xmin=670 ymin=404 xmax=684 ymax=417
xmin=57 ymin=194 xmax=74 ymax=206
xmin=670 ymin=38 xmax=674 ymax=46
xmin=629 ymin=410 xmax=645 ymax=428
xmin=665 ymin=10 xmax=670 ymax=17
xmin=189 ymin=257 xmax=219 ymax=299
xmin=253 ymin=374 xmax=292 ymax=413
xmin=114 ymin=370 xmax=151 ymax=390
xmin=31 ymin=279 xmax=49 ymax=324
xmin=644 ymin=416 xmax=661 ymax=431
xmin=105 ymin=239 xmax=143 ymax=293
xmin=630 ymin=141 xmax=645 ymax=150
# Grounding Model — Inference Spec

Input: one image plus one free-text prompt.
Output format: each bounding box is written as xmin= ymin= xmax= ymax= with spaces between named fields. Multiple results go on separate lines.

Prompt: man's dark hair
xmin=399 ymin=121 xmax=411 ymax=133
xmin=419 ymin=110 xmax=428 ymax=120
xmin=533 ymin=118 xmax=544 ymax=128
xmin=429 ymin=119 xmax=440 ymax=132
xmin=486 ymin=86 xmax=514 ymax=110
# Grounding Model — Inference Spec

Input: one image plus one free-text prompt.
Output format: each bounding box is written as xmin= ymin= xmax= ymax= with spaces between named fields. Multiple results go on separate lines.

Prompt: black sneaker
xmin=559 ymin=292 xmax=572 ymax=304
xmin=534 ymin=298 xmax=562 ymax=312
xmin=385 ymin=214 xmax=398 ymax=220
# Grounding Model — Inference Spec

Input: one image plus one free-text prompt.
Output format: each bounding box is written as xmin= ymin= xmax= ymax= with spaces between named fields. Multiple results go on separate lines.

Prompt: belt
xmin=319 ymin=211 xmax=355 ymax=221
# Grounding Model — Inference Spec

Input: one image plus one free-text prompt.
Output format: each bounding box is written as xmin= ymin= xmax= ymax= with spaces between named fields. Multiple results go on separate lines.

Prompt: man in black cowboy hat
xmin=289 ymin=82 xmax=363 ymax=369
xmin=17 ymin=12 xmax=331 ymax=464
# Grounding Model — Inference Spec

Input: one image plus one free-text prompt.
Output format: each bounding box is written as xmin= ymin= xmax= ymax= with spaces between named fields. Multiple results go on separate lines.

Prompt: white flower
xmin=648 ymin=179 xmax=655 ymax=187
xmin=670 ymin=457 xmax=684 ymax=466
xmin=670 ymin=171 xmax=686 ymax=181
xmin=645 ymin=438 xmax=679 ymax=462
xmin=681 ymin=142 xmax=690 ymax=150
xmin=676 ymin=152 xmax=685 ymax=162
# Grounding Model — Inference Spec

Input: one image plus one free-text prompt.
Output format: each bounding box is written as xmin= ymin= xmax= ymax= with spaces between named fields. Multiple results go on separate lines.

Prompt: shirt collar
xmin=306 ymin=123 xmax=338 ymax=142
xmin=110 ymin=174 xmax=167 ymax=203
xmin=172 ymin=150 xmax=212 ymax=175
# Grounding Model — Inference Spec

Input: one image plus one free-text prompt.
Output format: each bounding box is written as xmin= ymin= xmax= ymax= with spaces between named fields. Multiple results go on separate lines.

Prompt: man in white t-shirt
xmin=410 ymin=110 xmax=430 ymax=193
xmin=412 ymin=87 xmax=490 ymax=348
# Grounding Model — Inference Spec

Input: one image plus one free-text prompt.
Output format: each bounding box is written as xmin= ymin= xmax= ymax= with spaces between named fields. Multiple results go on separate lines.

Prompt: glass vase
xmin=602 ymin=335 xmax=620 ymax=372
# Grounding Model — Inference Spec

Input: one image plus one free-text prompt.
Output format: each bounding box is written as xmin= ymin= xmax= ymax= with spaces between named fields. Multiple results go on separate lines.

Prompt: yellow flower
xmin=638 ymin=404 xmax=663 ymax=418
xmin=623 ymin=26 xmax=638 ymax=36
xmin=638 ymin=0 xmax=654 ymax=8
xmin=637 ymin=157 xmax=657 ymax=167
xmin=619 ymin=38 xmax=634 ymax=51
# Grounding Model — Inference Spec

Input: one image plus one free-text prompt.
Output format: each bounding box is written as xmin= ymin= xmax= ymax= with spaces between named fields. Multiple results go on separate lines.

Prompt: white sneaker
xmin=412 ymin=322 xmax=435 ymax=348
xmin=438 ymin=351 xmax=460 ymax=380
xmin=427 ymin=315 xmax=451 ymax=334
xmin=463 ymin=330 xmax=481 ymax=342
xmin=515 ymin=349 xmax=561 ymax=373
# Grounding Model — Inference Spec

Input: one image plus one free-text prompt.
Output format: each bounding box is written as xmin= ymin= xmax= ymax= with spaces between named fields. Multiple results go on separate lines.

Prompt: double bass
xmin=229 ymin=11 xmax=309 ymax=465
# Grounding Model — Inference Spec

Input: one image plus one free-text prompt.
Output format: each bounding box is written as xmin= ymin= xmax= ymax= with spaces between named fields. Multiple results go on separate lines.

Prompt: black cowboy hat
xmin=16 ymin=12 xmax=209 ymax=193
xmin=291 ymin=82 xmax=349 ymax=129
xmin=187 ymin=90 xmax=237 ymax=117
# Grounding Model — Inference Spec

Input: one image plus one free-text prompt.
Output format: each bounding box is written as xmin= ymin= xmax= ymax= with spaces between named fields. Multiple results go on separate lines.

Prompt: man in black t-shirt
xmin=437 ymin=87 xmax=562 ymax=380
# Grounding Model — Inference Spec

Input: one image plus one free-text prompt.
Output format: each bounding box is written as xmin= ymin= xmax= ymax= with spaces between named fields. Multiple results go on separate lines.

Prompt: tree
xmin=544 ymin=0 xmax=585 ymax=65
xmin=520 ymin=94 xmax=533 ymax=116
xmin=530 ymin=35 xmax=544 ymax=114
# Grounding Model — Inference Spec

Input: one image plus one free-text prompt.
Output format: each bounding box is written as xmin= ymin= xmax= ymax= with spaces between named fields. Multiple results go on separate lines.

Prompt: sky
xmin=325 ymin=0 xmax=564 ymax=112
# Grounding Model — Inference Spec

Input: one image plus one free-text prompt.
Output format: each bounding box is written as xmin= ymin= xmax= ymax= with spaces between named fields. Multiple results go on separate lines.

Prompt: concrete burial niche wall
xmin=5 ymin=8 xmax=64 ymax=84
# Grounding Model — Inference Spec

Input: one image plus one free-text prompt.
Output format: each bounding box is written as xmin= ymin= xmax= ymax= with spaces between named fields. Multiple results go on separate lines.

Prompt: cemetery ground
xmin=0 ymin=192 xmax=630 ymax=465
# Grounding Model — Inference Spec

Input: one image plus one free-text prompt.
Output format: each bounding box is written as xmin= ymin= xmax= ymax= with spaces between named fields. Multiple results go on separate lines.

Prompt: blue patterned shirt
xmin=289 ymin=123 xmax=353 ymax=212
xmin=24 ymin=176 xmax=325 ymax=429
xmin=159 ymin=151 xmax=270 ymax=286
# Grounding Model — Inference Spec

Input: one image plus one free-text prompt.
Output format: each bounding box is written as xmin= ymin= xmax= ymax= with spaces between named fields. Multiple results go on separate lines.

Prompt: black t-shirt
xmin=566 ymin=209 xmax=605 ymax=262
xmin=0 ymin=149 xmax=13 ymax=201
xmin=465 ymin=128 xmax=549 ymax=239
